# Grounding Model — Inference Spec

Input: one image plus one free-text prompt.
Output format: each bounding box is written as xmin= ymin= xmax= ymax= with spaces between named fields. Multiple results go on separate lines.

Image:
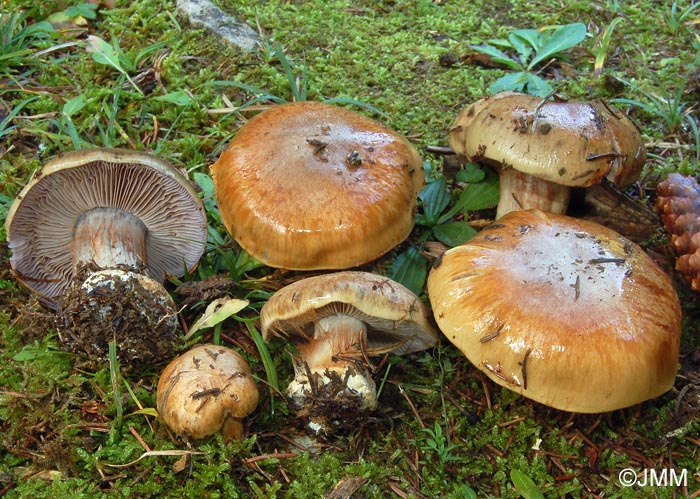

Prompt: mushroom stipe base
xmin=287 ymin=363 xmax=378 ymax=437
xmin=56 ymin=265 xmax=183 ymax=371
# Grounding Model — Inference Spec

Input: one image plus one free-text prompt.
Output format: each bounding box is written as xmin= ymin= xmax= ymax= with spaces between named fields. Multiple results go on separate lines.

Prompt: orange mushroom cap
xmin=211 ymin=101 xmax=424 ymax=270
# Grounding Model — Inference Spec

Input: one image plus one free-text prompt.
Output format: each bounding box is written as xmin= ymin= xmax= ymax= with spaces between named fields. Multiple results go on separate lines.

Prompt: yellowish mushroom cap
xmin=427 ymin=209 xmax=681 ymax=413
xmin=448 ymin=91 xmax=646 ymax=188
xmin=260 ymin=271 xmax=439 ymax=355
xmin=157 ymin=344 xmax=259 ymax=440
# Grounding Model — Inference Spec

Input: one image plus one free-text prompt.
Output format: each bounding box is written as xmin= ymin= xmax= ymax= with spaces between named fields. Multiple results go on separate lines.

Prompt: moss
xmin=1 ymin=0 xmax=699 ymax=497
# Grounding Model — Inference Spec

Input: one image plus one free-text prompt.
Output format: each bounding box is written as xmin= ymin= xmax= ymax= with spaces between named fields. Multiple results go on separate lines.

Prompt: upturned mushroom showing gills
xmin=210 ymin=101 xmax=425 ymax=270
xmin=157 ymin=344 xmax=259 ymax=441
xmin=5 ymin=148 xmax=207 ymax=367
xmin=448 ymin=91 xmax=646 ymax=219
xmin=260 ymin=271 xmax=438 ymax=434
xmin=427 ymin=209 xmax=681 ymax=413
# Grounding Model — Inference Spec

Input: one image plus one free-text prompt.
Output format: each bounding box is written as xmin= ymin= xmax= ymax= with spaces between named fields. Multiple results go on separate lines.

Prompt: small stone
xmin=176 ymin=0 xmax=260 ymax=52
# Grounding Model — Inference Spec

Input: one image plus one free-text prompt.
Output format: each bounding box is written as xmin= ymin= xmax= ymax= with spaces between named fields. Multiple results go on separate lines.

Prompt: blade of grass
xmin=108 ymin=340 xmax=124 ymax=444
xmin=244 ymin=320 xmax=279 ymax=415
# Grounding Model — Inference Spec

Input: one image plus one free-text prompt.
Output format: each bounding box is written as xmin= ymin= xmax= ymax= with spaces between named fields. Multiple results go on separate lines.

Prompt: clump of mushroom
xmin=656 ymin=173 xmax=700 ymax=291
xmin=448 ymin=91 xmax=646 ymax=219
xmin=427 ymin=209 xmax=681 ymax=413
xmin=260 ymin=271 xmax=438 ymax=434
xmin=211 ymin=101 xmax=425 ymax=270
xmin=4 ymin=148 xmax=207 ymax=367
xmin=157 ymin=344 xmax=259 ymax=441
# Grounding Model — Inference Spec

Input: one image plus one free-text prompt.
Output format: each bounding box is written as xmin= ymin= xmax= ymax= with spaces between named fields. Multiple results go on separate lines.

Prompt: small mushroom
xmin=427 ymin=209 xmax=681 ymax=413
xmin=260 ymin=271 xmax=438 ymax=434
xmin=210 ymin=101 xmax=425 ymax=270
xmin=157 ymin=344 xmax=259 ymax=441
xmin=448 ymin=91 xmax=646 ymax=219
xmin=5 ymin=148 xmax=207 ymax=366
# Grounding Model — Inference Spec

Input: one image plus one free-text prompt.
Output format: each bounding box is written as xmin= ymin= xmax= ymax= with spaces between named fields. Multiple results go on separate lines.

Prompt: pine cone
xmin=656 ymin=173 xmax=700 ymax=290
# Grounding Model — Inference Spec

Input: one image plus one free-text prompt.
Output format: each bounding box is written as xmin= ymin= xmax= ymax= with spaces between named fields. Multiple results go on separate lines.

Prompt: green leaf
xmin=455 ymin=162 xmax=485 ymax=183
xmin=511 ymin=28 xmax=542 ymax=49
xmin=509 ymin=28 xmax=540 ymax=58
xmin=86 ymin=35 xmax=143 ymax=95
xmin=185 ymin=297 xmax=249 ymax=339
xmin=433 ymin=221 xmax=477 ymax=247
xmin=86 ymin=35 xmax=124 ymax=70
xmin=388 ymin=246 xmax=428 ymax=295
xmin=439 ymin=170 xmax=500 ymax=222
xmin=153 ymin=90 xmax=194 ymax=106
xmin=510 ymin=470 xmax=545 ymax=499
xmin=524 ymin=73 xmax=554 ymax=97
xmin=62 ymin=95 xmax=85 ymax=117
xmin=193 ymin=171 xmax=215 ymax=199
xmin=416 ymin=177 xmax=451 ymax=226
xmin=232 ymin=248 xmax=265 ymax=278
xmin=469 ymin=44 xmax=522 ymax=70
xmin=528 ymin=22 xmax=587 ymax=69
xmin=489 ymin=71 xmax=529 ymax=94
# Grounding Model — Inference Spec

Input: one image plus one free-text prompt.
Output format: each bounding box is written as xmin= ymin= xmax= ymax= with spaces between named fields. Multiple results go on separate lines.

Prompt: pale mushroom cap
xmin=5 ymin=148 xmax=207 ymax=305
xmin=260 ymin=271 xmax=439 ymax=355
xmin=156 ymin=344 xmax=259 ymax=440
xmin=211 ymin=101 xmax=425 ymax=270
xmin=448 ymin=91 xmax=646 ymax=188
xmin=427 ymin=209 xmax=681 ymax=413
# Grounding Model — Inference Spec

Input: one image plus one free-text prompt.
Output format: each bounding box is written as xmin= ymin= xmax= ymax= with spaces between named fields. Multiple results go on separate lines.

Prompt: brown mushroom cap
xmin=427 ymin=209 xmax=681 ymax=413
xmin=5 ymin=148 xmax=207 ymax=307
xmin=260 ymin=271 xmax=438 ymax=355
xmin=449 ymin=91 xmax=645 ymax=187
xmin=448 ymin=92 xmax=646 ymax=217
xmin=211 ymin=101 xmax=425 ymax=270
xmin=156 ymin=344 xmax=259 ymax=441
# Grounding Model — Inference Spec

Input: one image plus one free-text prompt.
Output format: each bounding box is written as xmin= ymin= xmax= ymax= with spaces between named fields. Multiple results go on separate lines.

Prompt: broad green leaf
xmin=388 ymin=246 xmax=428 ymax=295
xmin=433 ymin=221 xmax=477 ymax=247
xmin=511 ymin=28 xmax=542 ymax=52
xmin=62 ymin=95 xmax=85 ymax=117
xmin=469 ymin=44 xmax=522 ymax=70
xmin=439 ymin=170 xmax=499 ymax=222
xmin=86 ymin=35 xmax=124 ymax=71
xmin=416 ymin=177 xmax=451 ymax=226
xmin=525 ymin=73 xmax=554 ymax=98
xmin=193 ymin=171 xmax=215 ymax=199
xmin=528 ymin=22 xmax=587 ymax=69
xmin=185 ymin=297 xmax=249 ymax=339
xmin=489 ymin=71 xmax=529 ymax=94
xmin=509 ymin=29 xmax=539 ymax=60
xmin=153 ymin=90 xmax=194 ymax=106
xmin=455 ymin=162 xmax=486 ymax=183
xmin=510 ymin=469 xmax=545 ymax=499
xmin=86 ymin=35 xmax=142 ymax=95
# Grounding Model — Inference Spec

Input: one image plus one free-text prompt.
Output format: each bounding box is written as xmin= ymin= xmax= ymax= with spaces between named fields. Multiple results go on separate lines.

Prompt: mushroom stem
xmin=496 ymin=168 xmax=571 ymax=219
xmin=287 ymin=314 xmax=378 ymax=419
xmin=72 ymin=208 xmax=148 ymax=271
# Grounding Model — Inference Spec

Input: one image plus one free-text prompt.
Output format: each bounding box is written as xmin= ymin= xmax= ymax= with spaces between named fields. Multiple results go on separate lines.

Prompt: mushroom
xmin=448 ymin=91 xmax=646 ymax=219
xmin=157 ymin=343 xmax=259 ymax=441
xmin=210 ymin=101 xmax=425 ymax=270
xmin=427 ymin=209 xmax=681 ymax=413
xmin=5 ymin=148 xmax=207 ymax=366
xmin=260 ymin=271 xmax=439 ymax=434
